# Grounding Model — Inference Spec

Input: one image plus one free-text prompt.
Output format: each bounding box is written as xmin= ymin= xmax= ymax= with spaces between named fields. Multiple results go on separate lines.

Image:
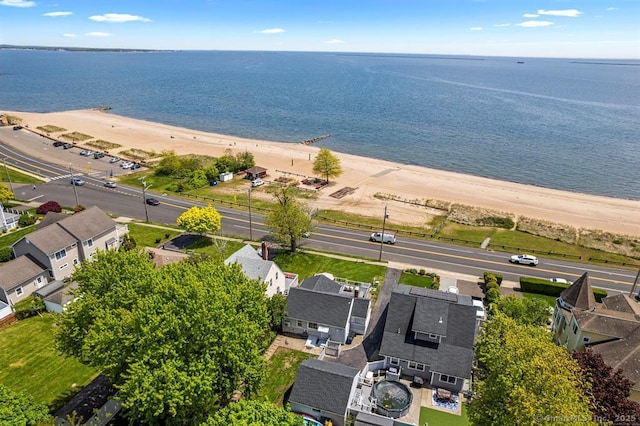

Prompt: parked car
xmin=70 ymin=177 xmax=85 ymax=186
xmin=109 ymin=156 xmax=121 ymax=163
xmin=130 ymin=162 xmax=141 ymax=170
xmin=93 ymin=152 xmax=105 ymax=159
xmin=472 ymin=299 xmax=486 ymax=320
xmin=251 ymin=179 xmax=264 ymax=187
xmin=62 ymin=143 xmax=73 ymax=149
xmin=509 ymin=254 xmax=538 ymax=266
xmin=12 ymin=125 xmax=23 ymax=130
xmin=370 ymin=232 xmax=396 ymax=244
xmin=52 ymin=141 xmax=65 ymax=147
xmin=550 ymin=277 xmax=572 ymax=285
xmin=146 ymin=197 xmax=160 ymax=206
xmin=104 ymin=181 xmax=117 ymax=188
xmin=120 ymin=161 xmax=133 ymax=169
xmin=79 ymin=150 xmax=94 ymax=156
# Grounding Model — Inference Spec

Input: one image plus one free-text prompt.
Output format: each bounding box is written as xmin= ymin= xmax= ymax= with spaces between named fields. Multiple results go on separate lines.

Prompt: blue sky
xmin=0 ymin=0 xmax=638 ymax=58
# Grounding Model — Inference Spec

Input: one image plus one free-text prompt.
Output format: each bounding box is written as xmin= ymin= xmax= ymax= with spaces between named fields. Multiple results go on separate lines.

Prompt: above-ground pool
xmin=372 ymin=380 xmax=413 ymax=418
xmin=303 ymin=416 xmax=324 ymax=426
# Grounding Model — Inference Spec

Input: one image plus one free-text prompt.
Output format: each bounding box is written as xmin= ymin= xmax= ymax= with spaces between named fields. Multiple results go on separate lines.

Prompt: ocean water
xmin=1 ymin=50 xmax=639 ymax=199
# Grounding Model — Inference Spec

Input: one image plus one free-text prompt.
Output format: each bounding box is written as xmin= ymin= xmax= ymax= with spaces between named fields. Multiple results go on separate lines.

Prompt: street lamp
xmin=248 ymin=186 xmax=253 ymax=240
xmin=3 ymin=158 xmax=14 ymax=194
xmin=69 ymin=165 xmax=79 ymax=207
xmin=378 ymin=205 xmax=389 ymax=262
xmin=141 ymin=179 xmax=151 ymax=223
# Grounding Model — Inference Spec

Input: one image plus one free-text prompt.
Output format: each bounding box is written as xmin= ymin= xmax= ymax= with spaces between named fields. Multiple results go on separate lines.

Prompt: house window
xmin=408 ymin=361 xmax=425 ymax=371
xmin=439 ymin=374 xmax=457 ymax=384
xmin=390 ymin=357 xmax=399 ymax=366
xmin=36 ymin=277 xmax=43 ymax=285
xmin=284 ymin=321 xmax=291 ymax=328
xmin=275 ymin=272 xmax=279 ymax=280
xmin=572 ymin=320 xmax=578 ymax=335
xmin=87 ymin=239 xmax=93 ymax=247
xmin=429 ymin=333 xmax=439 ymax=339
xmin=73 ymin=258 xmax=79 ymax=265
xmin=582 ymin=337 xmax=591 ymax=344
xmin=269 ymin=279 xmax=273 ymax=287
xmin=54 ymin=249 xmax=67 ymax=260
xmin=71 ymin=243 xmax=77 ymax=247
xmin=297 ymin=320 xmax=305 ymax=328
xmin=15 ymin=286 xmax=23 ymax=296
xmin=308 ymin=322 xmax=318 ymax=329
xmin=60 ymin=263 xmax=68 ymax=270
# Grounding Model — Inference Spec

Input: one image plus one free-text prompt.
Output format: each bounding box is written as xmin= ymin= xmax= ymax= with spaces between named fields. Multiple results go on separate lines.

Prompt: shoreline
xmin=4 ymin=108 xmax=640 ymax=237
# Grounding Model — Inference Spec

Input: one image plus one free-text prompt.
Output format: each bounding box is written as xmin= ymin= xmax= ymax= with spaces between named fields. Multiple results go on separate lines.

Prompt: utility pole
xmin=69 ymin=165 xmax=79 ymax=207
xmin=141 ymin=179 xmax=150 ymax=223
xmin=248 ymin=186 xmax=253 ymax=240
xmin=3 ymin=158 xmax=14 ymax=194
xmin=378 ymin=205 xmax=388 ymax=262
xmin=630 ymin=266 xmax=640 ymax=300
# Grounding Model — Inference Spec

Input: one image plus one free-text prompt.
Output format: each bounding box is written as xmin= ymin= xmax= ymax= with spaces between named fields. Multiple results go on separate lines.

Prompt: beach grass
xmin=36 ymin=125 xmax=66 ymax=133
xmin=118 ymin=148 xmax=160 ymax=161
xmin=258 ymin=348 xmax=315 ymax=406
xmin=274 ymin=251 xmax=386 ymax=282
xmin=420 ymin=404 xmax=470 ymax=426
xmin=60 ymin=131 xmax=93 ymax=142
xmin=0 ymin=315 xmax=99 ymax=407
xmin=85 ymin=139 xmax=122 ymax=150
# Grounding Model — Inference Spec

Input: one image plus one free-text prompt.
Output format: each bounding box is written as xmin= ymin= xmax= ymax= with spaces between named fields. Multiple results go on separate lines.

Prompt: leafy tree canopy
xmin=469 ymin=313 xmax=593 ymax=426
xmin=0 ymin=184 xmax=14 ymax=205
xmin=0 ymin=384 xmax=50 ymax=426
xmin=493 ymin=294 xmax=552 ymax=326
xmin=572 ymin=350 xmax=640 ymax=422
xmin=312 ymin=148 xmax=342 ymax=183
xmin=55 ymin=249 xmax=272 ymax=425
xmin=203 ymin=400 xmax=304 ymax=426
xmin=264 ymin=185 xmax=312 ymax=253
xmin=177 ymin=204 xmax=222 ymax=235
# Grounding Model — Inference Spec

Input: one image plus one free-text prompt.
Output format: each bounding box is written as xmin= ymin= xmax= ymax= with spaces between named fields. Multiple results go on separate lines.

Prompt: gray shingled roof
xmin=224 ymin=244 xmax=276 ymax=281
xmin=225 ymin=244 xmax=261 ymax=264
xmin=560 ymin=272 xmax=595 ymax=311
xmin=44 ymin=281 xmax=79 ymax=306
xmin=602 ymin=294 xmax=640 ymax=316
xmin=289 ymin=358 xmax=359 ymax=417
xmin=352 ymin=298 xmax=371 ymax=318
xmin=300 ymin=275 xmax=343 ymax=294
xmin=590 ymin=327 xmax=640 ymax=393
xmin=286 ymin=287 xmax=353 ymax=328
xmin=56 ymin=206 xmax=117 ymax=242
xmin=36 ymin=212 xmax=67 ymax=230
xmin=379 ymin=285 xmax=476 ymax=379
xmin=34 ymin=280 xmax=64 ymax=298
xmin=0 ymin=255 xmax=47 ymax=291
xmin=413 ymin=296 xmax=449 ymax=336
xmin=19 ymin=224 xmax=78 ymax=256
xmin=574 ymin=309 xmax=640 ymax=338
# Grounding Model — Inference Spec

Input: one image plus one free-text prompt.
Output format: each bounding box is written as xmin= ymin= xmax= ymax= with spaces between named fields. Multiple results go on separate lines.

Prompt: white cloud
xmin=516 ymin=20 xmax=554 ymax=28
xmin=43 ymin=11 xmax=72 ymax=17
xmin=523 ymin=13 xmax=539 ymax=18
xmin=85 ymin=32 xmax=112 ymax=37
xmin=493 ymin=23 xmax=511 ymax=27
xmin=62 ymin=33 xmax=77 ymax=38
xmin=469 ymin=27 xmax=483 ymax=31
xmin=0 ymin=0 xmax=35 ymax=7
xmin=606 ymin=7 xmax=618 ymax=11
xmin=257 ymin=28 xmax=285 ymax=34
xmin=323 ymin=39 xmax=344 ymax=44
xmin=89 ymin=13 xmax=150 ymax=23
xmin=537 ymin=9 xmax=582 ymax=17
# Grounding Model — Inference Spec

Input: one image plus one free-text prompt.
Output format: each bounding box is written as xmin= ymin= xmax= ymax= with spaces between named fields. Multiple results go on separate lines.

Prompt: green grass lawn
xmin=0 ymin=224 xmax=37 ymax=247
xmin=521 ymin=291 xmax=558 ymax=308
xmin=3 ymin=167 xmax=44 ymax=184
xmin=0 ymin=315 xmax=99 ymax=408
xmin=399 ymin=272 xmax=437 ymax=288
xmin=420 ymin=404 xmax=470 ymax=426
xmin=258 ymin=348 xmax=315 ymax=406
xmin=274 ymin=251 xmax=386 ymax=282
xmin=186 ymin=237 xmax=246 ymax=259
xmin=126 ymin=223 xmax=182 ymax=248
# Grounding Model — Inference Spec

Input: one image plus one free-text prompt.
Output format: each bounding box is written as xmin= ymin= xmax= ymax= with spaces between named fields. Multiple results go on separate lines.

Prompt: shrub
xmin=476 ymin=216 xmax=515 ymax=229
xmin=0 ymin=246 xmax=14 ymax=262
xmin=36 ymin=200 xmax=62 ymax=214
xmin=18 ymin=213 xmax=37 ymax=227
xmin=486 ymin=288 xmax=501 ymax=304
xmin=484 ymin=272 xmax=503 ymax=286
xmin=486 ymin=281 xmax=500 ymax=292
xmin=419 ymin=269 xmax=426 ymax=275
xmin=121 ymin=234 xmax=137 ymax=251
xmin=73 ymin=205 xmax=86 ymax=213
xmin=13 ymin=297 xmax=45 ymax=320
xmin=519 ymin=277 xmax=607 ymax=302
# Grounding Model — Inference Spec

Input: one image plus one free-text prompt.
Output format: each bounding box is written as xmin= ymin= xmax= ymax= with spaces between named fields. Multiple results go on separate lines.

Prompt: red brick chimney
xmin=261 ymin=241 xmax=268 ymax=260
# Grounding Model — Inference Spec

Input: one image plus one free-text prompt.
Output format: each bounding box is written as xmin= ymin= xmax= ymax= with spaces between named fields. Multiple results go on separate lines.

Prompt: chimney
xmin=354 ymin=288 xmax=360 ymax=298
xmin=261 ymin=241 xmax=268 ymax=260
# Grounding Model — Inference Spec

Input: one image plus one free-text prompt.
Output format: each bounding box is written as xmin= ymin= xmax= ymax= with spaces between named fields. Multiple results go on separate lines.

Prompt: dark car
xmin=12 ymin=125 xmax=23 ymax=130
xmin=53 ymin=141 xmax=65 ymax=147
xmin=130 ymin=162 xmax=141 ymax=170
xmin=146 ymin=197 xmax=160 ymax=206
xmin=62 ymin=143 xmax=73 ymax=149
xmin=94 ymin=152 xmax=105 ymax=159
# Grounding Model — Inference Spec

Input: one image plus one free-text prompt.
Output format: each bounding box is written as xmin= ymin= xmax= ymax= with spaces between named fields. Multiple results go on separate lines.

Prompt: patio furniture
xmin=413 ymin=376 xmax=424 ymax=387
xmin=437 ymin=388 xmax=452 ymax=401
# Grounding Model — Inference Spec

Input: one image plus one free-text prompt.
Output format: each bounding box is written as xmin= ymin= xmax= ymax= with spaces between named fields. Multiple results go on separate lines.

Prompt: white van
xmin=370 ymin=232 xmax=396 ymax=244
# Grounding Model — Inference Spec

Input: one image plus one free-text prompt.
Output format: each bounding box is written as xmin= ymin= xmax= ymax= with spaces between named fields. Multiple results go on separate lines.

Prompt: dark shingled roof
xmin=590 ymin=326 xmax=640 ymax=393
xmin=19 ymin=224 xmax=78 ymax=256
xmin=602 ymin=294 xmax=640 ymax=317
xmin=560 ymin=272 xmax=595 ymax=311
xmin=286 ymin=287 xmax=353 ymax=328
xmin=34 ymin=280 xmax=64 ymax=298
xmin=0 ymin=255 xmax=47 ymax=291
xmin=352 ymin=298 xmax=371 ymax=318
xmin=574 ymin=309 xmax=640 ymax=338
xmin=56 ymin=206 xmax=117 ymax=242
xmin=36 ymin=211 xmax=68 ymax=230
xmin=379 ymin=285 xmax=477 ymax=379
xmin=289 ymin=358 xmax=359 ymax=417
xmin=300 ymin=275 xmax=343 ymax=294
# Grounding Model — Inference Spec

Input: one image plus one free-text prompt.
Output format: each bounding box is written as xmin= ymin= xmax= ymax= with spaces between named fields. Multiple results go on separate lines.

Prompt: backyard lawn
xmin=258 ymin=348 xmax=315 ymax=406
xmin=420 ymin=404 xmax=470 ymax=426
xmin=274 ymin=251 xmax=386 ymax=283
xmin=399 ymin=271 xmax=437 ymax=288
xmin=126 ymin=222 xmax=182 ymax=248
xmin=521 ymin=291 xmax=558 ymax=308
xmin=0 ymin=315 xmax=99 ymax=408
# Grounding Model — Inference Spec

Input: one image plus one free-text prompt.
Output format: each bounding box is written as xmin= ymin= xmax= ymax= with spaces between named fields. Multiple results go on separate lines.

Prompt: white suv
xmin=509 ymin=254 xmax=538 ymax=266
xmin=251 ymin=179 xmax=264 ymax=187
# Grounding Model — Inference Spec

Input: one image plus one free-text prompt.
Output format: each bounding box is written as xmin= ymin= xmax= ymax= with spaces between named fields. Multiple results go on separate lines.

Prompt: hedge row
xmin=519 ymin=277 xmax=607 ymax=302
xmin=483 ymin=272 xmax=503 ymax=286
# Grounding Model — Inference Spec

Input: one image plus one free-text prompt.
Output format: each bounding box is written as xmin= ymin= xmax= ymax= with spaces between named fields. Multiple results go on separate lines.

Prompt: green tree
xmin=203 ymin=400 xmax=303 ymax=426
xmin=494 ymin=294 xmax=552 ymax=327
xmin=312 ymin=148 xmax=342 ymax=183
xmin=55 ymin=250 xmax=272 ymax=425
xmin=264 ymin=185 xmax=312 ymax=253
xmin=155 ymin=151 xmax=181 ymax=176
xmin=267 ymin=293 xmax=288 ymax=332
xmin=0 ymin=183 xmax=14 ymax=204
xmin=0 ymin=384 xmax=51 ymax=426
xmin=469 ymin=313 xmax=593 ymax=425
xmin=177 ymin=205 xmax=222 ymax=235
xmin=204 ymin=163 xmax=220 ymax=182
xmin=215 ymin=149 xmax=238 ymax=173
xmin=187 ymin=169 xmax=209 ymax=189
xmin=235 ymin=151 xmax=255 ymax=171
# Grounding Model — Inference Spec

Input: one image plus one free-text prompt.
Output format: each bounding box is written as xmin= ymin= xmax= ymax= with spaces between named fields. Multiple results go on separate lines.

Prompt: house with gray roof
xmin=35 ymin=281 xmax=80 ymax=314
xmin=289 ymin=358 xmax=360 ymax=426
xmin=12 ymin=207 xmax=128 ymax=281
xmin=378 ymin=285 xmax=477 ymax=393
xmin=283 ymin=275 xmax=372 ymax=345
xmin=224 ymin=244 xmax=297 ymax=297
xmin=0 ymin=254 xmax=49 ymax=305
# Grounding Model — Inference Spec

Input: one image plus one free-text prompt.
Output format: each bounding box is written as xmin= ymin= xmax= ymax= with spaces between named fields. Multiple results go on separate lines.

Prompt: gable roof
xmin=245 ymin=166 xmax=267 ymax=174
xmin=574 ymin=309 xmax=640 ymax=338
xmin=44 ymin=281 xmax=80 ymax=306
xmin=18 ymin=223 xmax=78 ymax=256
xmin=286 ymin=287 xmax=353 ymax=328
xmin=0 ymin=255 xmax=47 ymax=291
xmin=56 ymin=206 xmax=117 ymax=242
xmin=34 ymin=280 xmax=64 ymax=298
xmin=379 ymin=285 xmax=477 ymax=379
xmin=560 ymin=272 xmax=595 ymax=311
xmin=590 ymin=326 xmax=640 ymax=393
xmin=36 ymin=211 xmax=67 ymax=229
xmin=225 ymin=244 xmax=261 ymax=263
xmin=289 ymin=359 xmax=359 ymax=417
xmin=225 ymin=245 xmax=279 ymax=282
xmin=300 ymin=275 xmax=343 ymax=294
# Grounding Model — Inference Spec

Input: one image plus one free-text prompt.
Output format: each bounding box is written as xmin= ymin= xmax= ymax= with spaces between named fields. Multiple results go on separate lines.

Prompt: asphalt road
xmin=1 ymin=126 xmax=638 ymax=296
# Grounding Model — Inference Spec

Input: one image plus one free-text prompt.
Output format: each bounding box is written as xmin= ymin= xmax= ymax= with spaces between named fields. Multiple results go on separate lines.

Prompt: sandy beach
xmin=5 ymin=109 xmax=640 ymax=237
